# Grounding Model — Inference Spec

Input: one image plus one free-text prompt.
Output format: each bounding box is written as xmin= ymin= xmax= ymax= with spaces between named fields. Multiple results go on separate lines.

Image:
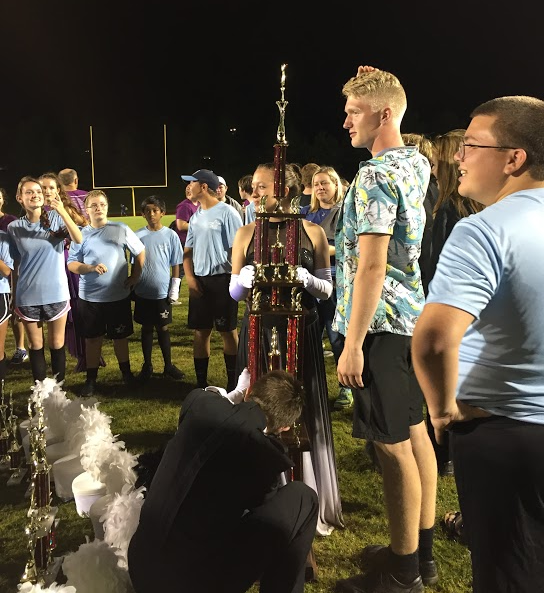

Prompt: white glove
xmin=226 ymin=367 xmax=251 ymax=404
xmin=296 ymin=267 xmax=310 ymax=287
xmin=168 ymin=277 xmax=181 ymax=303
xmin=239 ymin=264 xmax=255 ymax=288
xmin=229 ymin=265 xmax=255 ymax=302
xmin=296 ymin=267 xmax=333 ymax=300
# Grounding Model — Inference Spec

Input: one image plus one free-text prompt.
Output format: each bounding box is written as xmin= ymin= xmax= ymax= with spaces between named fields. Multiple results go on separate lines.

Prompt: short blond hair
xmin=342 ymin=69 xmax=407 ymax=120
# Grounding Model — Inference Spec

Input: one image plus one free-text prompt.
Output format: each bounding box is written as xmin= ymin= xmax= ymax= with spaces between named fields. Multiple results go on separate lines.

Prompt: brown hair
xmin=16 ymin=176 xmax=68 ymax=238
xmin=39 ymin=172 xmax=88 ymax=227
xmin=432 ymin=129 xmax=484 ymax=218
xmin=250 ymin=370 xmax=304 ymax=434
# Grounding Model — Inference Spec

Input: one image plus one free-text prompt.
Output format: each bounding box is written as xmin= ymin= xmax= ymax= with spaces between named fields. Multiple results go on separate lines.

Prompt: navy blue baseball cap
xmin=181 ymin=169 xmax=220 ymax=191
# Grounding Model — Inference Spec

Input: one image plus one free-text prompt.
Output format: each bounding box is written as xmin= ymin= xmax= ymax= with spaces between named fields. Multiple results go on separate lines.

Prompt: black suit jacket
xmin=131 ymin=389 xmax=294 ymax=555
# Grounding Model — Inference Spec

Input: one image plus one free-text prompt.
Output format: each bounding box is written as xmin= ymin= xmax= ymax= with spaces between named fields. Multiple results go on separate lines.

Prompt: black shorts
xmin=134 ymin=295 xmax=172 ymax=327
xmin=16 ymin=300 xmax=70 ymax=323
xmin=77 ymin=297 xmax=134 ymax=339
xmin=0 ymin=293 xmax=11 ymax=324
xmin=187 ymin=274 xmax=239 ymax=332
xmin=352 ymin=332 xmax=424 ymax=444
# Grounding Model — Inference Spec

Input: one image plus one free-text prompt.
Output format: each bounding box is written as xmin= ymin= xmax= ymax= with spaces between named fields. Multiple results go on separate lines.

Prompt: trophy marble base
xmin=7 ymin=467 xmax=28 ymax=486
xmin=42 ymin=555 xmax=64 ymax=587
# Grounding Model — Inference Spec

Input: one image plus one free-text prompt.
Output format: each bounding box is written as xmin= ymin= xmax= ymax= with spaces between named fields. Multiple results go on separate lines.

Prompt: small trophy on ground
xmin=7 ymin=391 xmax=26 ymax=485
xmin=20 ymin=396 xmax=61 ymax=586
xmin=0 ymin=380 xmax=11 ymax=468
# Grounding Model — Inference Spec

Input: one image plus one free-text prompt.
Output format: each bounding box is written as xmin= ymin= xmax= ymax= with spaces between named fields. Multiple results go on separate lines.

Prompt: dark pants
xmin=452 ymin=415 xmax=544 ymax=593
xmin=317 ymin=287 xmax=344 ymax=364
xmin=129 ymin=481 xmax=318 ymax=593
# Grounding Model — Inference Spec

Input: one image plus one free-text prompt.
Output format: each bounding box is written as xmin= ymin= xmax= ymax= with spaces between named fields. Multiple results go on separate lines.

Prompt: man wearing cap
xmin=216 ymin=174 xmax=244 ymax=218
xmin=181 ymin=169 xmax=243 ymax=392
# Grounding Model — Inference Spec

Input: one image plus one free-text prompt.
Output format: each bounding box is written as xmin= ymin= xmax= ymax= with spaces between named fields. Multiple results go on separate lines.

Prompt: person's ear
xmin=505 ymin=148 xmax=528 ymax=175
xmin=381 ymin=107 xmax=392 ymax=124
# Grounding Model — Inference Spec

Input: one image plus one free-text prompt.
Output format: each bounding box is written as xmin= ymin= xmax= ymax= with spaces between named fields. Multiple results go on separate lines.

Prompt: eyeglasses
xmin=458 ymin=142 xmax=518 ymax=160
xmin=86 ymin=202 xmax=108 ymax=211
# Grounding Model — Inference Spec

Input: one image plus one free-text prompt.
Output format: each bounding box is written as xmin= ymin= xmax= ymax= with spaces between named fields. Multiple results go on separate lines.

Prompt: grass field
xmin=0 ymin=215 xmax=472 ymax=592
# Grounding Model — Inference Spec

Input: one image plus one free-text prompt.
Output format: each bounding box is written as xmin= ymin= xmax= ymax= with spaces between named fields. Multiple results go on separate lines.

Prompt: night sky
xmin=1 ymin=0 xmax=541 ymax=211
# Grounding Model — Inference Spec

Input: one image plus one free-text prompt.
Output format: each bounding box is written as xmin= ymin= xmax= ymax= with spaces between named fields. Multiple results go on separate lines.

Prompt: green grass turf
xmin=0 ymin=216 xmax=471 ymax=591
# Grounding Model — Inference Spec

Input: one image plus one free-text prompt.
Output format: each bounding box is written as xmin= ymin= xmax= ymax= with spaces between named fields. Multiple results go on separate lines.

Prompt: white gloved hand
xmin=296 ymin=267 xmax=310 ymax=287
xmin=226 ymin=367 xmax=251 ymax=404
xmin=168 ymin=277 xmax=181 ymax=303
xmin=230 ymin=265 xmax=256 ymax=302
xmin=296 ymin=267 xmax=333 ymax=300
xmin=239 ymin=264 xmax=256 ymax=288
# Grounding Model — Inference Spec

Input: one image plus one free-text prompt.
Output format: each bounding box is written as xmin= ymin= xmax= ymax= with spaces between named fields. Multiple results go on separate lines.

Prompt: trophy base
xmin=7 ymin=467 xmax=28 ymax=486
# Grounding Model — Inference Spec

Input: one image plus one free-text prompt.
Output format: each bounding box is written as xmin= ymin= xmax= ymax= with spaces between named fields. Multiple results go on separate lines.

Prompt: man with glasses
xmin=68 ymin=190 xmax=145 ymax=396
xmin=413 ymin=96 xmax=544 ymax=593
xmin=335 ymin=67 xmax=436 ymax=593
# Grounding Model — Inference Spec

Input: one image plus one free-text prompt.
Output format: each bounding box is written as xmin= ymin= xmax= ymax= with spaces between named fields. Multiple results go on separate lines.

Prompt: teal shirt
xmin=334 ymin=146 xmax=430 ymax=337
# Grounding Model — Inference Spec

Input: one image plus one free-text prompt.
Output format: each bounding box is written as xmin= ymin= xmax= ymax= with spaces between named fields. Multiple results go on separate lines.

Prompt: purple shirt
xmin=66 ymin=189 xmax=89 ymax=220
xmin=175 ymin=199 xmax=199 ymax=244
xmin=0 ymin=213 xmax=17 ymax=233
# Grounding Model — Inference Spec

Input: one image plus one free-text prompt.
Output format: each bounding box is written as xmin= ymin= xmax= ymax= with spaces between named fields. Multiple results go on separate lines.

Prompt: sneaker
xmin=137 ymin=363 xmax=153 ymax=383
xmin=81 ymin=379 xmax=97 ymax=397
xmin=163 ymin=364 xmax=185 ymax=380
xmin=360 ymin=545 xmax=438 ymax=587
xmin=334 ymin=387 xmax=353 ymax=410
xmin=336 ymin=571 xmax=423 ymax=593
xmin=10 ymin=348 xmax=28 ymax=365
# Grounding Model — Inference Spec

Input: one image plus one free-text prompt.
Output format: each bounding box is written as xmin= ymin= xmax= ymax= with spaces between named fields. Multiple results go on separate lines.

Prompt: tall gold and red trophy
xmin=248 ymin=64 xmax=305 ymax=386
xmin=247 ymin=64 xmax=317 ymax=580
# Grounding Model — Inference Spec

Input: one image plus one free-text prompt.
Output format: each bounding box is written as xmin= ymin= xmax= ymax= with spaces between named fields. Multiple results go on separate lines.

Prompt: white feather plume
xmin=18 ymin=583 xmax=76 ymax=593
xmin=101 ymin=484 xmax=146 ymax=567
xmin=62 ymin=537 xmax=134 ymax=593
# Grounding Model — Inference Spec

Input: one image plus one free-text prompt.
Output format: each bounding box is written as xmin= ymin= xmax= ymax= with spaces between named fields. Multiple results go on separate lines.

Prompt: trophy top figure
xmin=276 ymin=63 xmax=288 ymax=146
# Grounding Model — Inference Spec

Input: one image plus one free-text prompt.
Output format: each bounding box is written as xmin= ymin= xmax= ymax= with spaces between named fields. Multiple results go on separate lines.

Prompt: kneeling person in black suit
xmin=128 ymin=369 xmax=318 ymax=593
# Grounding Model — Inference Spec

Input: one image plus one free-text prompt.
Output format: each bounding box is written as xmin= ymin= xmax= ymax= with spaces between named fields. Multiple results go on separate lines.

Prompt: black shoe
xmin=163 ymin=364 xmax=185 ymax=380
xmin=122 ymin=371 xmax=137 ymax=386
xmin=336 ymin=571 xmax=423 ymax=593
xmin=361 ymin=545 xmax=438 ymax=587
xmin=137 ymin=363 xmax=153 ymax=383
xmin=81 ymin=379 xmax=96 ymax=397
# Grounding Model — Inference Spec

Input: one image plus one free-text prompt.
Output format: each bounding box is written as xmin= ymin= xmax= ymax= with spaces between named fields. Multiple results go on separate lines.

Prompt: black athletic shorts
xmin=352 ymin=332 xmax=424 ymax=444
xmin=0 ymin=293 xmax=11 ymax=324
xmin=133 ymin=295 xmax=172 ymax=327
xmin=77 ymin=296 xmax=134 ymax=339
xmin=187 ymin=274 xmax=238 ymax=332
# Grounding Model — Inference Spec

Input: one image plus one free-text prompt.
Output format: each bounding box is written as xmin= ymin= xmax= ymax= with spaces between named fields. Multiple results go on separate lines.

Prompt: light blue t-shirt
xmin=0 ymin=231 xmax=14 ymax=294
xmin=427 ymin=188 xmax=544 ymax=424
xmin=185 ymin=202 xmax=242 ymax=276
xmin=67 ymin=221 xmax=145 ymax=302
xmin=134 ymin=226 xmax=183 ymax=299
xmin=245 ymin=201 xmax=255 ymax=223
xmin=334 ymin=146 xmax=430 ymax=337
xmin=8 ymin=211 xmax=70 ymax=306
